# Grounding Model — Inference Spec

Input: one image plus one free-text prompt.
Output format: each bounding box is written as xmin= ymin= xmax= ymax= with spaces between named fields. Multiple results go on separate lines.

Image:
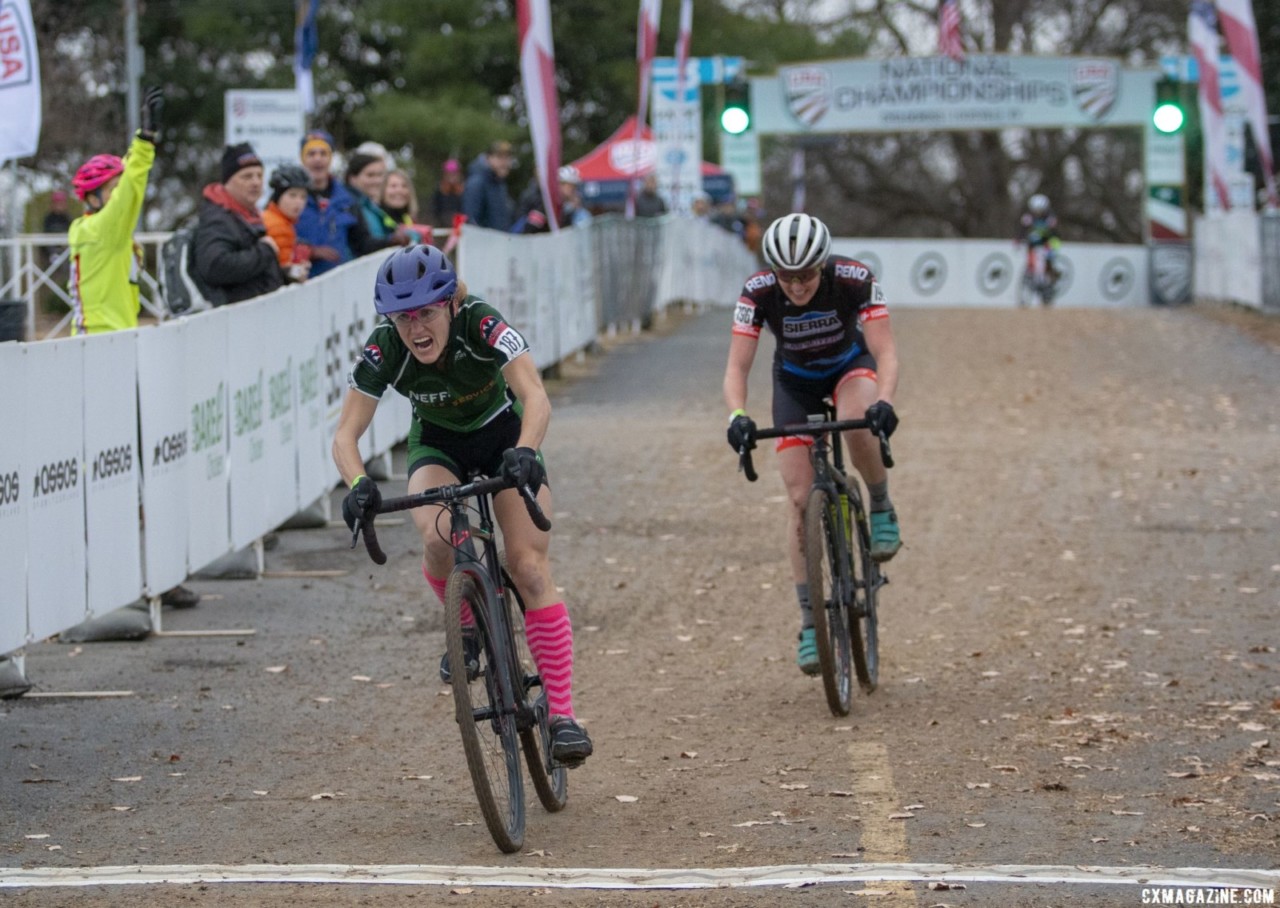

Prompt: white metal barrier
xmin=1 ymin=217 xmax=756 ymax=658
xmin=1193 ymin=210 xmax=1269 ymax=311
xmin=831 ymin=237 xmax=1151 ymax=308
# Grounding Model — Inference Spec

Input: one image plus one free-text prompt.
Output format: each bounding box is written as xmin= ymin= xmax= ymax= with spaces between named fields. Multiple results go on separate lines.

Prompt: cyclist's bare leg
xmin=777 ymin=443 xmax=816 ymax=584
xmin=409 ymin=462 xmax=463 ymax=580
xmin=835 ymin=374 xmax=887 ymax=489
xmin=493 ymin=484 xmax=555 ymax=609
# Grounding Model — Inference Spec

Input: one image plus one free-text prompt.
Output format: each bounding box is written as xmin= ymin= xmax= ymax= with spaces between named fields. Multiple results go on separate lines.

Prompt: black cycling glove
xmin=727 ymin=413 xmax=757 ymax=452
xmin=140 ymin=86 xmax=165 ymax=138
xmin=864 ymin=401 xmax=899 ymax=439
xmin=501 ymin=446 xmax=545 ymax=495
xmin=342 ymin=475 xmax=381 ymax=532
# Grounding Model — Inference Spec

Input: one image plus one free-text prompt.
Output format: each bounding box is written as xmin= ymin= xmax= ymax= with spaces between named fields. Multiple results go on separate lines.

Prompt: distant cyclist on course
xmin=1018 ymin=193 xmax=1062 ymax=284
xmin=331 ymin=244 xmax=593 ymax=768
xmin=722 ymin=213 xmax=903 ymax=676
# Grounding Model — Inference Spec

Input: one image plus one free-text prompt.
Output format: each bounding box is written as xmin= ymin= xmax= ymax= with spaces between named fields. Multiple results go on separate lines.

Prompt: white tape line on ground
xmin=1 ymin=863 xmax=1277 ymax=891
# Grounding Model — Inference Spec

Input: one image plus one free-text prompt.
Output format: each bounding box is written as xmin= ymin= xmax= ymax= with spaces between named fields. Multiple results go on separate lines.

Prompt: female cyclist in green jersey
xmin=331 ymin=244 xmax=592 ymax=767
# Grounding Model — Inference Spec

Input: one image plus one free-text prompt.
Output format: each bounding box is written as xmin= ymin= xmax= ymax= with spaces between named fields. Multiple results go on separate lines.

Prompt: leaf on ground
xmin=966 ymin=782 xmax=991 ymax=789
xmin=780 ymin=783 xmax=809 ymax=791
xmin=450 ymin=887 xmax=474 ymax=894
xmin=402 ymin=775 xmax=433 ymax=781
xmin=111 ymin=776 xmax=142 ymax=782
xmin=310 ymin=792 xmax=336 ymax=800
xmin=264 ymin=666 xmax=287 ymax=674
xmin=110 ymin=806 xmax=133 ymax=812
xmin=614 ymin=794 xmax=638 ymax=803
xmin=1111 ymin=810 xmax=1144 ymax=816
xmin=888 ymin=811 xmax=915 ymax=820
xmin=680 ymin=751 xmax=698 ymax=759
xmin=314 ymin=697 xmax=334 ymax=703
xmin=1238 ymin=722 xmax=1266 ymax=732
xmin=965 ymin=822 xmax=986 ymax=828
xmin=350 ymin=675 xmax=372 ymax=682
xmin=929 ymin=881 xmax=967 ymax=891
xmin=990 ymin=765 xmax=1019 ymax=773
xmin=24 ymin=834 xmax=50 ymax=839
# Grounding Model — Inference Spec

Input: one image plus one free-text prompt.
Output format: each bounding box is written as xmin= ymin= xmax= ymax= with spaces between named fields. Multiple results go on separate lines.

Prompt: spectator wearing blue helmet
xmin=331 ymin=244 xmax=594 ymax=769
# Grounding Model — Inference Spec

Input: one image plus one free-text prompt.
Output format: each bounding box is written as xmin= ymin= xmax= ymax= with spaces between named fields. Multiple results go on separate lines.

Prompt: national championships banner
xmin=752 ymin=55 xmax=1160 ymax=134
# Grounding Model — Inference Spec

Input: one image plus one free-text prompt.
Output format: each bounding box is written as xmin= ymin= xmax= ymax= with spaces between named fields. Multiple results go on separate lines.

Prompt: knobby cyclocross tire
xmin=804 ymin=487 xmax=854 ymax=717
xmin=848 ymin=495 xmax=880 ymax=693
xmin=501 ymin=558 xmax=568 ymax=812
xmin=445 ymin=569 xmax=526 ymax=853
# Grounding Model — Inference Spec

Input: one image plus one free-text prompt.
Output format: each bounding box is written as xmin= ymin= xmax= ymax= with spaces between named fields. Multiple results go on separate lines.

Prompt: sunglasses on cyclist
xmin=776 ymin=266 xmax=821 ymax=284
xmin=388 ymin=303 xmax=448 ymax=326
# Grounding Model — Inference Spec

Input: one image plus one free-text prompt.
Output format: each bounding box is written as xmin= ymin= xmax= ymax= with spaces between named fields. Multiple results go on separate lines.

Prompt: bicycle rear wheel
xmin=848 ymin=495 xmax=880 ymax=693
xmin=445 ymin=569 xmax=526 ymax=853
xmin=501 ymin=558 xmax=568 ymax=813
xmin=805 ymin=487 xmax=853 ymax=717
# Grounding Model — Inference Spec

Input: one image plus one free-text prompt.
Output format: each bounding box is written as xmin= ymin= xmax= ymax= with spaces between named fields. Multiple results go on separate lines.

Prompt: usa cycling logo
xmin=362 ymin=343 xmax=383 ymax=367
xmin=0 ymin=1 xmax=36 ymax=88
xmin=782 ymin=66 xmax=831 ymax=128
xmin=1071 ymin=60 xmax=1118 ymax=122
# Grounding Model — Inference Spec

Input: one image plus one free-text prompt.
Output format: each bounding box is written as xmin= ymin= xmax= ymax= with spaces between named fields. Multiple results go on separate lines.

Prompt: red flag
xmin=628 ymin=0 xmax=662 ymax=217
xmin=938 ymin=0 xmax=964 ymax=62
xmin=517 ymin=0 xmax=563 ymax=230
xmin=1215 ymin=0 xmax=1276 ymax=202
xmin=1189 ymin=1 xmax=1231 ymax=211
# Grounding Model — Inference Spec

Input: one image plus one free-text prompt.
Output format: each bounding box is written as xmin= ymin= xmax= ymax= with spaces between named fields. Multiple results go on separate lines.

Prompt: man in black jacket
xmin=193 ymin=143 xmax=284 ymax=305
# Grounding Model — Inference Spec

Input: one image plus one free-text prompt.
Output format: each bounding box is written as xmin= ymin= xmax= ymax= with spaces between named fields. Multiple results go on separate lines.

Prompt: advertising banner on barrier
xmin=185 ymin=310 xmax=232 ymax=571
xmin=319 ymin=268 xmax=374 ymax=465
xmin=138 ymin=320 xmax=190 ymax=596
xmin=753 ymin=55 xmax=1159 ymax=135
xmin=262 ymin=290 xmax=302 ymax=523
xmin=82 ymin=331 xmax=142 ymax=615
xmin=292 ymin=288 xmax=332 ymax=505
xmin=228 ymin=297 xmax=272 ymax=550
xmin=0 ymin=344 xmax=28 ymax=653
xmin=25 ymin=338 xmax=88 ymax=642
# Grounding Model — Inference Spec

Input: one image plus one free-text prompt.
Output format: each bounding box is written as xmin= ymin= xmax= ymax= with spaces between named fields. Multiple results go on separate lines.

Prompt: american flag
xmin=1215 ymin=0 xmax=1276 ymax=203
xmin=1189 ymin=0 xmax=1231 ymax=211
xmin=938 ymin=0 xmax=964 ymax=62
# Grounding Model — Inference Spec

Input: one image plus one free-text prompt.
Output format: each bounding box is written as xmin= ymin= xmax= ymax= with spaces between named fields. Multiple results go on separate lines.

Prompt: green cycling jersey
xmin=348 ymin=296 xmax=532 ymax=434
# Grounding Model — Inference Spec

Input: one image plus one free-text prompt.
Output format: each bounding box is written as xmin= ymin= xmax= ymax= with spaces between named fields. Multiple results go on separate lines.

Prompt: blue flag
xmin=294 ymin=0 xmax=320 ymax=114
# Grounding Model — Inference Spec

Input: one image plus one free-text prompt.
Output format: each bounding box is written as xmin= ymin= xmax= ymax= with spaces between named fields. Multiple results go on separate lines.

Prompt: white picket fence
xmin=0 ymin=217 xmax=757 ymax=658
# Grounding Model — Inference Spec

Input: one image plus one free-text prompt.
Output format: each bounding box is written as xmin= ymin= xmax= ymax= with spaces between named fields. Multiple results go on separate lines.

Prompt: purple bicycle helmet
xmin=373 ymin=245 xmax=458 ymax=316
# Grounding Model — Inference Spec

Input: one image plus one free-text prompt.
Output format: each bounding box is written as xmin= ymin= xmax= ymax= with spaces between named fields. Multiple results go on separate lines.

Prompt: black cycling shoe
xmin=438 ymin=628 xmax=482 ymax=684
xmin=548 ymin=716 xmax=593 ymax=768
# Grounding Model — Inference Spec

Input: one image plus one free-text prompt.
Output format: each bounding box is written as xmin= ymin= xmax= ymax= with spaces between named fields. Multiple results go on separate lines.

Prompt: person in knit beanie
xmin=262 ymin=163 xmax=312 ymax=282
xmin=191 ymin=142 xmax=284 ymax=304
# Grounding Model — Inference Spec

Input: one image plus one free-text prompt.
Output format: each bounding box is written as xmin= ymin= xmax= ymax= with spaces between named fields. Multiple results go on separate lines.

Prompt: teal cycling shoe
xmin=797 ymin=627 xmax=819 ymax=676
xmin=869 ymin=509 xmax=901 ymax=563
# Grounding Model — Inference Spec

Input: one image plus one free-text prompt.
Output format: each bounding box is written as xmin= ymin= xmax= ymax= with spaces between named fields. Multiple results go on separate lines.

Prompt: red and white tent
xmin=570 ymin=117 xmax=733 ymax=208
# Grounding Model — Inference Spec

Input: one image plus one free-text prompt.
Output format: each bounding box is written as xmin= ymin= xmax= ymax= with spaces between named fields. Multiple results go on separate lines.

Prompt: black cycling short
xmin=771 ymin=354 xmax=878 ymax=429
xmin=407 ymin=407 xmax=548 ymax=483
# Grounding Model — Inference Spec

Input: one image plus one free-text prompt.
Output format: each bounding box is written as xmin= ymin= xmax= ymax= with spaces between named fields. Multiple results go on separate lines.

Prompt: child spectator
xmin=263 ymin=164 xmax=312 ymax=283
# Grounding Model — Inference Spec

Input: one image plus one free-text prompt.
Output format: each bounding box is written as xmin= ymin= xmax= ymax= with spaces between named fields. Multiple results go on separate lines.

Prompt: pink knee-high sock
xmin=423 ymin=566 xmax=474 ymax=627
xmin=523 ymin=602 xmax=575 ymax=719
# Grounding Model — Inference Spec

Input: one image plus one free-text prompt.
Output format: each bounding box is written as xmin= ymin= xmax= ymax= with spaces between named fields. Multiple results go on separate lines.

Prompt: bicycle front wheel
xmin=849 ymin=501 xmax=880 ymax=694
xmin=501 ymin=557 xmax=568 ymax=813
xmin=445 ymin=569 xmax=526 ymax=853
xmin=805 ymin=487 xmax=853 ymax=717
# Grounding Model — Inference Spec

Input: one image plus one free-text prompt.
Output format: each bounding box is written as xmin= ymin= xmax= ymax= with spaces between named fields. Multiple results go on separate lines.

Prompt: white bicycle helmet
xmin=1028 ymin=193 xmax=1050 ymax=216
xmin=762 ymin=213 xmax=831 ymax=271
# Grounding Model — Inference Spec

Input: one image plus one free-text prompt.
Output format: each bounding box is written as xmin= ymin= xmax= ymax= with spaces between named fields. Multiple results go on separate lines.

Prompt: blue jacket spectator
xmin=295 ymin=130 xmax=363 ymax=277
xmin=461 ymin=140 xmax=516 ymax=230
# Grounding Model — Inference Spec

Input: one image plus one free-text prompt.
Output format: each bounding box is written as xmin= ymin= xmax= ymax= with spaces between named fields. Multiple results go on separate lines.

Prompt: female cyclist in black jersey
xmin=722 ymin=213 xmax=903 ymax=675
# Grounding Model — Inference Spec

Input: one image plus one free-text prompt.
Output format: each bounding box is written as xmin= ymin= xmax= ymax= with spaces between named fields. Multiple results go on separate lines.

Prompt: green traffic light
xmin=1153 ymin=102 xmax=1184 ymax=134
xmin=721 ymin=105 xmax=750 ymax=135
